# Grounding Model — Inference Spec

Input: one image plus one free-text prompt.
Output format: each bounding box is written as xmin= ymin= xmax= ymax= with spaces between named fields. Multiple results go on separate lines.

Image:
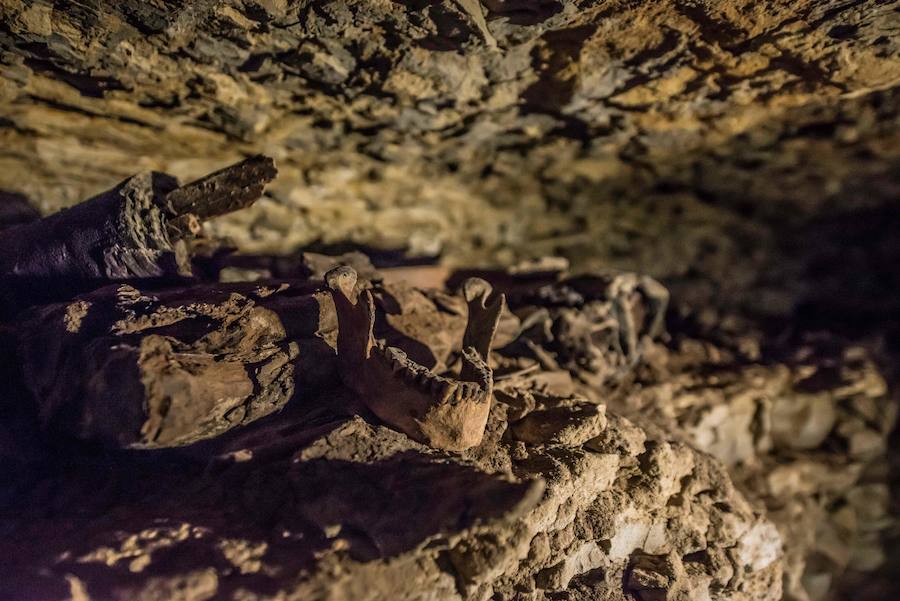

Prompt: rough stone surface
xmin=2 ymin=186 xmax=798 ymax=599
xmin=0 ymin=385 xmax=785 ymax=601
xmin=618 ymin=332 xmax=899 ymax=601
xmin=1 ymin=2 xmax=899 ymax=601
xmin=1 ymin=0 xmax=898 ymax=316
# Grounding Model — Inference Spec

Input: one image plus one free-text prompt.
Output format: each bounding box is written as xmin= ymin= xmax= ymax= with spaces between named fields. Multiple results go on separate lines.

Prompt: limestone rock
xmin=1 ymin=0 xmax=897 ymax=323
xmin=1 ymin=1 xmax=899 ymax=599
xmin=511 ymin=400 xmax=607 ymax=446
xmin=617 ymin=333 xmax=899 ymax=601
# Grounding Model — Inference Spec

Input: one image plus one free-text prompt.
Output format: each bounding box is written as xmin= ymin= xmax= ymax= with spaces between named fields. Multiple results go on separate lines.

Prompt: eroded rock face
xmin=619 ymin=333 xmax=898 ymax=601
xmin=1 ymin=183 xmax=792 ymax=599
xmin=0 ymin=391 xmax=784 ymax=601
xmin=1 ymin=0 xmax=898 ymax=318
xmin=1 ymin=3 xmax=898 ymax=598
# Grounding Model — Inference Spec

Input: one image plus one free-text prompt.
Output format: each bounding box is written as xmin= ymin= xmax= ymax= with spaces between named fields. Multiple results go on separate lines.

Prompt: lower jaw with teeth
xmin=325 ymin=265 xmax=504 ymax=452
xmin=366 ymin=344 xmax=493 ymax=452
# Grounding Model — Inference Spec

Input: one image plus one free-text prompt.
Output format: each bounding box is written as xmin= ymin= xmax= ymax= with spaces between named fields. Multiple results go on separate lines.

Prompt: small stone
xmin=770 ymin=393 xmax=836 ymax=451
xmin=512 ymin=401 xmax=607 ymax=446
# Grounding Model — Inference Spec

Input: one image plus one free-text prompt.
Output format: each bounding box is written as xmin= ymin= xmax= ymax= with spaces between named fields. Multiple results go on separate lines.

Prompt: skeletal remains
xmin=3 ymin=158 xmax=895 ymax=601
xmin=1 ymin=156 xmax=667 ymax=452
xmin=327 ymin=266 xmax=505 ymax=451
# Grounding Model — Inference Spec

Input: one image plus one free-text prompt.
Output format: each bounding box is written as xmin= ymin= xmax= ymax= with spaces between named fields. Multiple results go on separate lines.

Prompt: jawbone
xmin=326 ymin=266 xmax=504 ymax=451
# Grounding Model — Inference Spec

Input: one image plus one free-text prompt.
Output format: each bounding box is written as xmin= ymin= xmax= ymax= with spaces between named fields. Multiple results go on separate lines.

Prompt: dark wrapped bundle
xmin=0 ymin=156 xmax=276 ymax=314
xmin=14 ymin=280 xmax=335 ymax=448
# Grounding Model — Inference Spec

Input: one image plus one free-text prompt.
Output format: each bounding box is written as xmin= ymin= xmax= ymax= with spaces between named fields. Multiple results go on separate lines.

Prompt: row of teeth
xmin=373 ymin=345 xmax=486 ymax=404
xmin=459 ymin=346 xmax=492 ymax=381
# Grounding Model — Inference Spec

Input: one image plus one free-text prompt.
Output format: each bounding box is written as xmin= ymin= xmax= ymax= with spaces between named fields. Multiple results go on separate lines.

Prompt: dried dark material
xmin=0 ymin=190 xmax=40 ymax=231
xmin=164 ymin=155 xmax=277 ymax=219
xmin=0 ymin=156 xmax=276 ymax=314
xmin=14 ymin=281 xmax=326 ymax=448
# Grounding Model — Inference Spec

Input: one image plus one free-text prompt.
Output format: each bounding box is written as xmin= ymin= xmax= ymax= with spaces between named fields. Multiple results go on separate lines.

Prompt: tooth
xmin=439 ymin=383 xmax=457 ymax=403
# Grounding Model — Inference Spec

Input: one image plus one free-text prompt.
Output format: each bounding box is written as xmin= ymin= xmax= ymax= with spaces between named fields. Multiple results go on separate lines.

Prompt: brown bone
xmin=326 ymin=266 xmax=505 ymax=451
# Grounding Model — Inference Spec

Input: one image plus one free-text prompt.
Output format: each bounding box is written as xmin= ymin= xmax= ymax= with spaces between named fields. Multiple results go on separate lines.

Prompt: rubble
xmin=0 ymin=160 xmax=792 ymax=600
xmin=1 ymin=1 xmax=898 ymax=593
